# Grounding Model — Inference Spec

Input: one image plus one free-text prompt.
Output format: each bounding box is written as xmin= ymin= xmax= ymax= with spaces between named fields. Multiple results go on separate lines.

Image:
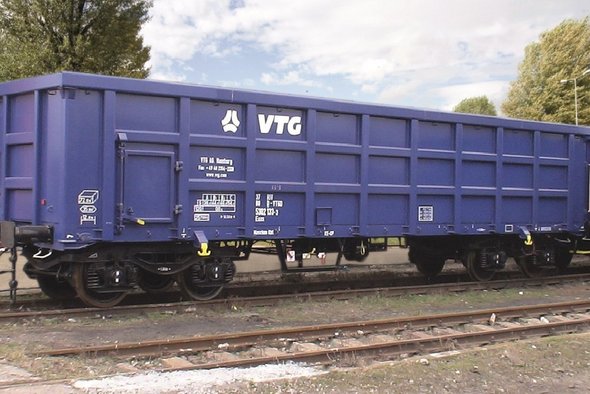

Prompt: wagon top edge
xmin=1 ymin=71 xmax=589 ymax=136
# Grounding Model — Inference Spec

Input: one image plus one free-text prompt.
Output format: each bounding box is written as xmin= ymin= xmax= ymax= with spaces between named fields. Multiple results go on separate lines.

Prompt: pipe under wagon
xmin=1 ymin=72 xmax=589 ymax=307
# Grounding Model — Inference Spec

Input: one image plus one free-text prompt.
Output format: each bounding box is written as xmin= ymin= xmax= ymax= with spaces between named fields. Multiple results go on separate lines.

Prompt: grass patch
xmin=236 ymin=286 xmax=565 ymax=325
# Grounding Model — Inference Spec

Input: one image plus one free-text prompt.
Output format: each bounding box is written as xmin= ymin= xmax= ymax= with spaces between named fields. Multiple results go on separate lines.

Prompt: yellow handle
xmin=197 ymin=243 xmax=211 ymax=257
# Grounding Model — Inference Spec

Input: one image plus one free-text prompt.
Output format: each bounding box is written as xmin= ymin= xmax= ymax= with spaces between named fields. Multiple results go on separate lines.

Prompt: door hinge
xmin=174 ymin=204 xmax=183 ymax=215
xmin=175 ymin=161 xmax=184 ymax=172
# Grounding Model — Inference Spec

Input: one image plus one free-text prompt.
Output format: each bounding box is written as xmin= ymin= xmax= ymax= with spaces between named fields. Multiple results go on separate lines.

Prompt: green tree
xmin=0 ymin=0 xmax=152 ymax=81
xmin=453 ymin=95 xmax=497 ymax=116
xmin=502 ymin=17 xmax=590 ymax=125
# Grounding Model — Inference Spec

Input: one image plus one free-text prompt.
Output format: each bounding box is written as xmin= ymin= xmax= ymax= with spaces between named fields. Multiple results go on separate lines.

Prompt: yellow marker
xmin=198 ymin=243 xmax=211 ymax=257
xmin=136 ymin=218 xmax=145 ymax=226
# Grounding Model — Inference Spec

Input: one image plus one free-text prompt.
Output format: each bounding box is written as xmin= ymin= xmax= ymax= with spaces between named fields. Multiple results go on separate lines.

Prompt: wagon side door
xmin=115 ymin=134 xmax=179 ymax=239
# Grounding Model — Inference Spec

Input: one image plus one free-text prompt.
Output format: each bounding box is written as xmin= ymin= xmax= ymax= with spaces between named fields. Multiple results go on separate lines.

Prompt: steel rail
xmin=2 ymin=272 xmax=589 ymax=324
xmin=35 ymin=299 xmax=590 ymax=358
xmin=176 ymin=316 xmax=590 ymax=371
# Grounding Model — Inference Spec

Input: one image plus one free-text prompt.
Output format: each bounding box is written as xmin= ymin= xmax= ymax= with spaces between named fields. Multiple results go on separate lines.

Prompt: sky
xmin=141 ymin=0 xmax=590 ymax=113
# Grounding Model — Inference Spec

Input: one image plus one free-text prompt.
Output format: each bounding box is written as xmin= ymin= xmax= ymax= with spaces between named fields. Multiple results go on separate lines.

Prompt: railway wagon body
xmin=1 ymin=72 xmax=589 ymax=306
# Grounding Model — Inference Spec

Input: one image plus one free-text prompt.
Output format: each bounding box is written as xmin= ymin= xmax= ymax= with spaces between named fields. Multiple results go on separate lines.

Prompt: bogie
xmin=71 ymin=262 xmax=131 ymax=308
xmin=464 ymin=250 xmax=501 ymax=282
xmin=176 ymin=258 xmax=235 ymax=301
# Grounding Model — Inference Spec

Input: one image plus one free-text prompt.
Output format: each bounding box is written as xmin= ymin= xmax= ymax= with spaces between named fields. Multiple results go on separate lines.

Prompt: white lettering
xmin=288 ymin=116 xmax=302 ymax=135
xmin=258 ymin=114 xmax=302 ymax=136
xmin=253 ymin=229 xmax=275 ymax=236
xmin=258 ymin=114 xmax=274 ymax=134
xmin=274 ymin=115 xmax=289 ymax=134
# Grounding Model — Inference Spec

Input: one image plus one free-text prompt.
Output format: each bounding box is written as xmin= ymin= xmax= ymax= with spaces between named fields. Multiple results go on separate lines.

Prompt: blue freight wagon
xmin=1 ymin=72 xmax=589 ymax=307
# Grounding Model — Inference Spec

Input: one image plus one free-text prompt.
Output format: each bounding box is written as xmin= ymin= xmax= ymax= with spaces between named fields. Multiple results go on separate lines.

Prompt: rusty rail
xmin=35 ymin=299 xmax=590 ymax=358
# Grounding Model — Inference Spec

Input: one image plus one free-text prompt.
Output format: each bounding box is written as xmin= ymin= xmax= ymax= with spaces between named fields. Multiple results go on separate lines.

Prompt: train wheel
xmin=176 ymin=267 xmax=223 ymax=301
xmin=71 ymin=263 xmax=127 ymax=308
xmin=465 ymin=251 xmax=495 ymax=281
xmin=37 ymin=275 xmax=76 ymax=300
xmin=516 ymin=255 xmax=545 ymax=278
xmin=137 ymin=269 xmax=175 ymax=293
xmin=409 ymin=248 xmax=445 ymax=277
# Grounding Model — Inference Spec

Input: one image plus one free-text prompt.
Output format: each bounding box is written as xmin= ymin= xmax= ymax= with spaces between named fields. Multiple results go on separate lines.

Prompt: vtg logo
xmin=221 ymin=109 xmax=302 ymax=136
xmin=221 ymin=109 xmax=240 ymax=133
xmin=258 ymin=114 xmax=302 ymax=136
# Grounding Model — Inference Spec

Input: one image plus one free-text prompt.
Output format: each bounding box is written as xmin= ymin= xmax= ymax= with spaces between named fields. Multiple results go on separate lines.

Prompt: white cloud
xmin=142 ymin=0 xmax=590 ymax=109
xmin=433 ymin=81 xmax=510 ymax=112
xmin=260 ymin=70 xmax=322 ymax=87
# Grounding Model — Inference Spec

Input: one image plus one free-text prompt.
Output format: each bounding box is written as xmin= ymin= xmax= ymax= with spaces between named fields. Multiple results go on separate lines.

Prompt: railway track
xmin=1 ymin=272 xmax=589 ymax=325
xmin=4 ymin=262 xmax=590 ymax=309
xmin=35 ymin=299 xmax=590 ymax=370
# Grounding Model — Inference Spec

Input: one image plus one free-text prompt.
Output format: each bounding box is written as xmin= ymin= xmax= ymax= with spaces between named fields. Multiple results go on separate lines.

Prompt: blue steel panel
xmin=461 ymin=196 xmax=494 ymax=224
xmin=9 ymin=93 xmax=35 ymax=133
xmin=463 ymin=125 xmax=495 ymax=153
xmin=418 ymin=121 xmax=453 ymax=150
xmin=539 ymin=165 xmax=567 ymax=190
xmin=253 ymin=192 xmax=304 ymax=226
xmin=255 ymin=149 xmax=305 ymax=182
xmin=190 ymin=190 xmax=244 ymax=229
xmin=462 ymin=161 xmax=495 ymax=187
xmin=503 ymin=164 xmax=533 ymax=189
xmin=316 ymin=112 xmax=358 ymax=145
xmin=257 ymin=106 xmax=305 ymax=140
xmin=116 ymin=94 xmax=178 ymax=133
xmin=7 ymin=190 xmax=32 ymax=222
xmin=417 ymin=195 xmax=453 ymax=222
xmin=367 ymin=194 xmax=408 ymax=225
xmin=7 ymin=145 xmax=33 ymax=177
xmin=191 ymin=100 xmax=244 ymax=136
xmin=538 ymin=197 xmax=567 ymax=224
xmin=417 ymin=158 xmax=454 ymax=186
xmin=568 ymin=135 xmax=585 ymax=230
xmin=368 ymin=116 xmax=409 ymax=148
xmin=192 ymin=146 xmax=245 ymax=181
xmin=65 ymin=90 xmax=107 ymax=234
xmin=504 ymin=129 xmax=533 ymax=156
xmin=502 ymin=197 xmax=532 ymax=223
xmin=39 ymin=92 xmax=66 ymax=235
xmin=316 ymin=194 xmax=358 ymax=225
xmin=4 ymin=93 xmax=35 ymax=224
xmin=540 ymin=133 xmax=568 ymax=158
xmin=0 ymin=97 xmax=4 ymax=220
xmin=368 ymin=156 xmax=408 ymax=185
xmin=124 ymin=150 xmax=174 ymax=221
xmin=416 ymin=195 xmax=453 ymax=234
xmin=316 ymin=153 xmax=359 ymax=184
